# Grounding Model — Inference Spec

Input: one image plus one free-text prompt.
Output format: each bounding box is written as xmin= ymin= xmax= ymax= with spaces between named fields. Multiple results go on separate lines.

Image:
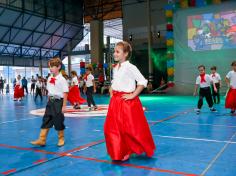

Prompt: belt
xmin=200 ymin=87 xmax=210 ymax=90
xmin=49 ymin=96 xmax=63 ymax=101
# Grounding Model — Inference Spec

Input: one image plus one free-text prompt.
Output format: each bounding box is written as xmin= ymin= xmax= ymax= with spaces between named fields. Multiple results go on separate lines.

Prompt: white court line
xmin=153 ymin=134 xmax=236 ymax=144
xmin=160 ymin=121 xmax=236 ymax=128
xmin=0 ymin=117 xmax=40 ymax=124
xmin=200 ymin=131 xmax=236 ymax=176
xmin=80 ymin=147 xmax=89 ymax=151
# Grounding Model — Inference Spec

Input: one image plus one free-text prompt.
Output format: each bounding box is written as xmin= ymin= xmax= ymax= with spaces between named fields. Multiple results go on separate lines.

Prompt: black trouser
xmin=31 ymin=83 xmax=35 ymax=93
xmin=41 ymin=98 xmax=65 ymax=131
xmin=35 ymin=87 xmax=42 ymax=101
xmin=80 ymin=87 xmax=84 ymax=94
xmin=198 ymin=87 xmax=213 ymax=109
xmin=211 ymin=83 xmax=220 ymax=104
xmin=23 ymin=85 xmax=28 ymax=94
xmin=86 ymin=86 xmax=96 ymax=107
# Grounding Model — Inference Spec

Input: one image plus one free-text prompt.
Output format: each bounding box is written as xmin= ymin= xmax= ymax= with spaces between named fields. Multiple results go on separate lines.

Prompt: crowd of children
xmin=194 ymin=61 xmax=236 ymax=115
xmin=2 ymin=40 xmax=235 ymax=162
xmin=28 ymin=41 xmax=156 ymax=162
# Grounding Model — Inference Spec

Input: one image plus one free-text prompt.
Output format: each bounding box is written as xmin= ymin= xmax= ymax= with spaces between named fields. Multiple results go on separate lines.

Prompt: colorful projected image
xmin=188 ymin=10 xmax=236 ymax=51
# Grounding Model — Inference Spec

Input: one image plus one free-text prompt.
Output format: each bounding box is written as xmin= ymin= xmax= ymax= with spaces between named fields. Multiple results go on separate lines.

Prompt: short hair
xmin=198 ymin=65 xmax=205 ymax=70
xmin=71 ymin=71 xmax=77 ymax=76
xmin=231 ymin=61 xmax=236 ymax=66
xmin=210 ymin=66 xmax=216 ymax=70
xmin=116 ymin=41 xmax=132 ymax=59
xmin=48 ymin=57 xmax=62 ymax=67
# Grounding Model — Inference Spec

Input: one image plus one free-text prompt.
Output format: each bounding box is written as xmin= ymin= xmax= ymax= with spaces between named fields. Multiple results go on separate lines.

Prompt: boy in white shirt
xmin=34 ymin=77 xmax=43 ymax=101
xmin=84 ymin=67 xmax=97 ymax=111
xmin=31 ymin=57 xmax=68 ymax=147
xmin=194 ymin=65 xmax=217 ymax=114
xmin=210 ymin=66 xmax=221 ymax=104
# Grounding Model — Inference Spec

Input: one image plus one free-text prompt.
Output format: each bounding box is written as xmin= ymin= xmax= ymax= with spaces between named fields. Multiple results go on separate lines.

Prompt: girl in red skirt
xmin=104 ymin=41 xmax=156 ymax=161
xmin=14 ymin=75 xmax=24 ymax=101
xmin=225 ymin=61 xmax=236 ymax=114
xmin=68 ymin=71 xmax=86 ymax=109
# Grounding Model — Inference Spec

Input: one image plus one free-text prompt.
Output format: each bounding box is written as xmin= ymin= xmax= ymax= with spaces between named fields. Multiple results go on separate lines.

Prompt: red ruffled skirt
xmin=14 ymin=85 xmax=24 ymax=98
xmin=225 ymin=88 xmax=236 ymax=110
xmin=68 ymin=85 xmax=86 ymax=105
xmin=104 ymin=91 xmax=156 ymax=160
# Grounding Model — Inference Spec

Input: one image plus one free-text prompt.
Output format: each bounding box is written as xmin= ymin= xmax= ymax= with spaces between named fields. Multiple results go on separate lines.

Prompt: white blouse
xmin=111 ymin=61 xmax=147 ymax=92
xmin=16 ymin=79 xmax=22 ymax=87
xmin=226 ymin=71 xmax=236 ymax=88
xmin=72 ymin=77 xmax=79 ymax=86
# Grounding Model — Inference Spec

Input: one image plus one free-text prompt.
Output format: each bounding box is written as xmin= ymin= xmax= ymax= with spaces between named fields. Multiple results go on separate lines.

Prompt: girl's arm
xmin=122 ymin=65 xmax=147 ymax=101
xmin=109 ymin=86 xmax=113 ymax=97
xmin=133 ymin=85 xmax=145 ymax=97
xmin=122 ymin=85 xmax=144 ymax=100
xmin=225 ymin=77 xmax=230 ymax=87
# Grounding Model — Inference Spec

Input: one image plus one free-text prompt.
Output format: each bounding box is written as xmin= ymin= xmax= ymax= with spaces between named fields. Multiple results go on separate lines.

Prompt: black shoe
xmin=210 ymin=107 xmax=217 ymax=112
xmin=73 ymin=104 xmax=80 ymax=109
xmin=74 ymin=105 xmax=81 ymax=109
xmin=230 ymin=110 xmax=235 ymax=114
xmin=93 ymin=106 xmax=98 ymax=110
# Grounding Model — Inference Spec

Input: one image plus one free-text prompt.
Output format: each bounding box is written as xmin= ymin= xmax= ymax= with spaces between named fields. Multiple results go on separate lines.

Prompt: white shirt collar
xmin=119 ymin=61 xmax=129 ymax=67
xmin=51 ymin=73 xmax=61 ymax=78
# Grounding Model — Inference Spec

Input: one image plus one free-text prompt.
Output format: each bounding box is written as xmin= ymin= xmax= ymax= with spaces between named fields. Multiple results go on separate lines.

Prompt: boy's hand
xmin=83 ymin=87 xmax=87 ymax=93
xmin=93 ymin=88 xmax=96 ymax=93
xmin=62 ymin=106 xmax=66 ymax=113
xmin=214 ymin=88 xmax=217 ymax=93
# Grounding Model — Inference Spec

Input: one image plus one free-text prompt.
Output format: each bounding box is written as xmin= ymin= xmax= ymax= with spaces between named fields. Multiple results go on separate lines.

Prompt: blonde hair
xmin=116 ymin=41 xmax=132 ymax=60
xmin=61 ymin=70 xmax=68 ymax=80
xmin=48 ymin=56 xmax=62 ymax=67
